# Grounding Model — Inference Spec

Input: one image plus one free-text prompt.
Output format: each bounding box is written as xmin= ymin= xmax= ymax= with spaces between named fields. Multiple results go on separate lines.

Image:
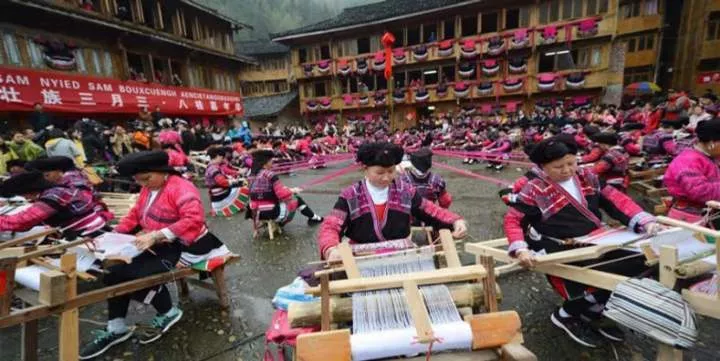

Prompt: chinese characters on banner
xmin=697 ymin=72 xmax=720 ymax=85
xmin=0 ymin=66 xmax=243 ymax=116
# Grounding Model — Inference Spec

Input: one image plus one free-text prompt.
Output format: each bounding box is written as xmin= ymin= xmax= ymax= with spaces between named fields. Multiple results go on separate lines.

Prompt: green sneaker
xmin=79 ymin=329 xmax=133 ymax=360
xmin=138 ymin=307 xmax=183 ymax=345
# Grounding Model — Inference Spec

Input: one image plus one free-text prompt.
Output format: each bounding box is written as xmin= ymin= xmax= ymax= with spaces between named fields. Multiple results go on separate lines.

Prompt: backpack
xmin=604 ymin=278 xmax=697 ymax=349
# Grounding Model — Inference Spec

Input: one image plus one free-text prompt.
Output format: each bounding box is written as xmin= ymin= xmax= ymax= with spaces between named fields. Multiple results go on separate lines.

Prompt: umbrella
xmin=624 ymin=82 xmax=661 ymax=96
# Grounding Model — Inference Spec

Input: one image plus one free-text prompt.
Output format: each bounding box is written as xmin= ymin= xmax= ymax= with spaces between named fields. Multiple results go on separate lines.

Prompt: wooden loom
xmin=464 ymin=207 xmax=720 ymax=361
xmin=99 ymin=192 xmax=139 ymax=220
xmin=295 ymin=230 xmax=536 ymax=361
xmin=0 ymin=231 xmax=239 ymax=361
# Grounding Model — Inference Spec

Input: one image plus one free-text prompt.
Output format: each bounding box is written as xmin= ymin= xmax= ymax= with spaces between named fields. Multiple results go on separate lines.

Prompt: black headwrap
xmin=697 ymin=119 xmax=720 ymax=142
xmin=117 ymin=151 xmax=174 ymax=176
xmin=26 ymin=156 xmax=76 ymax=172
xmin=529 ymin=135 xmax=578 ymax=165
xmin=409 ymin=148 xmax=432 ymax=173
xmin=251 ymin=149 xmax=275 ymax=175
xmin=208 ymin=146 xmax=232 ymax=159
xmin=0 ymin=171 xmax=55 ymax=197
xmin=620 ymin=122 xmax=644 ymax=132
xmin=356 ymin=142 xmax=404 ymax=167
xmin=583 ymin=125 xmax=600 ymax=136
xmin=660 ymin=119 xmax=683 ymax=130
xmin=590 ymin=132 xmax=619 ymax=146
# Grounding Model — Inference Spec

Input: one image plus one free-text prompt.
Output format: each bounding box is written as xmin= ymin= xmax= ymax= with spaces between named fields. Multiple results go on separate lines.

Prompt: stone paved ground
xmin=1 ymin=158 xmax=718 ymax=361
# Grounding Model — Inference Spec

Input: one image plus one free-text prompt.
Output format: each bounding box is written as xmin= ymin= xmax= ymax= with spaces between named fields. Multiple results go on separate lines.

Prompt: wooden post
xmin=39 ymin=271 xmax=67 ymax=306
xmin=338 ymin=242 xmax=360 ymax=279
xmin=403 ymin=280 xmax=434 ymax=343
xmin=320 ymin=273 xmax=331 ymax=331
xmin=210 ymin=265 xmax=230 ymax=309
xmin=657 ymin=246 xmax=682 ymax=361
xmin=21 ymin=319 xmax=38 ymax=361
xmin=439 ymin=229 xmax=461 ymax=268
xmin=59 ymin=254 xmax=79 ymax=361
xmin=479 ymin=255 xmax=499 ymax=312
xmin=0 ymin=256 xmax=17 ymax=316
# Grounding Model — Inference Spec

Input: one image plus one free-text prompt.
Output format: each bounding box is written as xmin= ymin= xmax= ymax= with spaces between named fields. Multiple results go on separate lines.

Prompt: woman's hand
xmin=325 ymin=247 xmax=342 ymax=263
xmin=644 ymin=222 xmax=663 ymax=236
xmin=452 ymin=220 xmax=468 ymax=239
xmin=516 ymin=249 xmax=536 ymax=269
xmin=134 ymin=232 xmax=159 ymax=252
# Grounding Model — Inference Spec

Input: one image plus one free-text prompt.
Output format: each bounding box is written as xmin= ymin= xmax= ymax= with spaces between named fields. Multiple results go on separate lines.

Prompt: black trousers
xmin=529 ymin=236 xmax=650 ymax=316
xmin=105 ymin=242 xmax=181 ymax=319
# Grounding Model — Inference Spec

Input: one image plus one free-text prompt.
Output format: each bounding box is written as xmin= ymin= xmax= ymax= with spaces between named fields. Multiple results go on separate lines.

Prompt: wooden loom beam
xmin=306 ymin=265 xmax=487 ymax=296
xmin=403 ymin=280 xmax=434 ymax=343
xmin=0 ymin=228 xmax=58 ymax=251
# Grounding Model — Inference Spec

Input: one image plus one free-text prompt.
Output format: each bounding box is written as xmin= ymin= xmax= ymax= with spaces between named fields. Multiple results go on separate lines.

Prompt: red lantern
xmin=381 ymin=32 xmax=396 ymax=80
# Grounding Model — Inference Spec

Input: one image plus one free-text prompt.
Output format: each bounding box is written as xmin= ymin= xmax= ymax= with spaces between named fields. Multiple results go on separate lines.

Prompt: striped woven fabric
xmin=604 ymin=278 xmax=697 ymax=349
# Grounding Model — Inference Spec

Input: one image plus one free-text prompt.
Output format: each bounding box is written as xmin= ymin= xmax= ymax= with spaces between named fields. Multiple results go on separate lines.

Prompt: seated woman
xmin=205 ymin=146 xmax=249 ymax=217
xmin=400 ymin=148 xmax=452 ymax=209
xmin=248 ymin=149 xmax=323 ymax=227
xmin=318 ymin=142 xmax=467 ymax=261
xmin=0 ymin=170 xmax=110 ymax=238
xmin=588 ymin=133 xmax=630 ymax=192
xmin=26 ymin=156 xmax=113 ymax=223
xmin=80 ymin=151 xmax=230 ymax=359
xmin=664 ymin=119 xmax=720 ymax=227
xmin=505 ymin=135 xmax=658 ymax=348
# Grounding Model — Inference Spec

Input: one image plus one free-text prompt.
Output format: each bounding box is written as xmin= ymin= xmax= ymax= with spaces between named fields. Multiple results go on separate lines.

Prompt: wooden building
xmin=672 ymin=0 xmax=720 ymax=96
xmin=272 ymin=0 xmax=669 ymax=129
xmin=0 ymin=0 xmax=254 ymax=118
xmin=236 ymin=40 xmax=300 ymax=128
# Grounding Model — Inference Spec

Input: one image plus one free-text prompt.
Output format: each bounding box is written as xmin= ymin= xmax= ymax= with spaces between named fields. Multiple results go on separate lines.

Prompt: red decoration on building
xmin=381 ymin=32 xmax=396 ymax=80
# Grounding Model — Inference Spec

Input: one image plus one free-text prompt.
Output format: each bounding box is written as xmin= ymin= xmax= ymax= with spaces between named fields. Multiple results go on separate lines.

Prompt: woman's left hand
xmin=452 ymin=220 xmax=468 ymax=239
xmin=134 ymin=232 xmax=157 ymax=252
xmin=644 ymin=222 xmax=663 ymax=236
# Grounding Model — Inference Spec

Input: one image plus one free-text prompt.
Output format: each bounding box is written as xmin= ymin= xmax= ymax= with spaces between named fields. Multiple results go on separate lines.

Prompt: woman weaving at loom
xmin=318 ymin=142 xmax=467 ymax=261
xmin=664 ymin=118 xmax=720 ymax=227
xmin=248 ymin=149 xmax=324 ymax=227
xmin=504 ymin=135 xmax=659 ymax=348
xmin=80 ymin=151 xmax=232 ymax=359
xmin=205 ymin=146 xmax=249 ymax=217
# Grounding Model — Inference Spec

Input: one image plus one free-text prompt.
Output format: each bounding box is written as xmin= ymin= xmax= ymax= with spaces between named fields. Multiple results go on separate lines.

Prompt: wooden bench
xmin=254 ymin=220 xmax=282 ymax=240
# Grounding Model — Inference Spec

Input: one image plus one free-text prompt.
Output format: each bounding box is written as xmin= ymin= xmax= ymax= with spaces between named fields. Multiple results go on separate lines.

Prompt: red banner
xmin=697 ymin=72 xmax=720 ymax=85
xmin=0 ymin=66 xmax=243 ymax=116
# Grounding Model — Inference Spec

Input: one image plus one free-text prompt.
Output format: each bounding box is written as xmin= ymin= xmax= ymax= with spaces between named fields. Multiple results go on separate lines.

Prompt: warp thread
xmin=432 ymin=161 xmax=510 ymax=187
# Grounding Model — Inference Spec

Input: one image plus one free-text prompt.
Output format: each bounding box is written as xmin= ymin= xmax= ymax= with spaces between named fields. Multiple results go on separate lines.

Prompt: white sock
xmin=558 ymin=307 xmax=572 ymax=319
xmin=584 ymin=294 xmax=598 ymax=304
xmin=107 ymin=318 xmax=128 ymax=334
xmin=312 ymin=214 xmax=322 ymax=221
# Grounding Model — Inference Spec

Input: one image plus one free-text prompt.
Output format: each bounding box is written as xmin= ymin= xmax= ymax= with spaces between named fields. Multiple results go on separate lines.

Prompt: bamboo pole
xmin=0 ymin=229 xmax=58 ymax=251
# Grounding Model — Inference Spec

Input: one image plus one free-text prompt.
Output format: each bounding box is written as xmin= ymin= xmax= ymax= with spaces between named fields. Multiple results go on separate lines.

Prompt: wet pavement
xmin=1 ymin=158 xmax=719 ymax=361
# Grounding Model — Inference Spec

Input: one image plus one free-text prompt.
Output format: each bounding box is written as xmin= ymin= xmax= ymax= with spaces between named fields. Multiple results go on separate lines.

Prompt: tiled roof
xmin=244 ymin=90 xmax=298 ymax=118
xmin=236 ymin=40 xmax=290 ymax=56
xmin=272 ymin=0 xmax=484 ymax=40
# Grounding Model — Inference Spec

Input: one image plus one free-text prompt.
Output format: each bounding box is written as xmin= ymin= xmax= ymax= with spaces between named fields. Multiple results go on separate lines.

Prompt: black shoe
xmin=485 ymin=163 xmax=494 ymax=169
xmin=307 ymin=216 xmax=323 ymax=226
xmin=138 ymin=307 xmax=183 ymax=345
xmin=551 ymin=310 xmax=602 ymax=348
xmin=79 ymin=329 xmax=134 ymax=360
xmin=494 ymin=164 xmax=504 ymax=171
xmin=587 ymin=316 xmax=625 ymax=342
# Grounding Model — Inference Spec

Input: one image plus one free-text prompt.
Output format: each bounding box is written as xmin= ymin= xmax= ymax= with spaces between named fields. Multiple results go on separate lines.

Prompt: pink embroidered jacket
xmin=664 ymin=148 xmax=720 ymax=211
xmin=114 ymin=175 xmax=207 ymax=246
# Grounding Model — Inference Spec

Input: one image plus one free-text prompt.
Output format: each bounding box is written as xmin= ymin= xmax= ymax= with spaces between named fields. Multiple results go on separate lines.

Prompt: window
xmin=90 ymin=50 xmax=102 ymax=75
xmin=708 ymin=12 xmax=720 ymax=41
xmin=627 ymin=34 xmax=656 ymax=52
xmin=141 ymin=0 xmax=154 ymax=26
xmin=505 ymin=9 xmax=520 ymax=29
xmin=376 ymin=75 xmax=387 ymax=90
xmin=2 ymin=33 xmax=20 ymax=65
xmin=298 ymin=48 xmax=308 ymax=63
xmin=407 ymin=25 xmax=421 ymax=46
xmin=442 ymin=65 xmax=456 ymax=82
xmin=572 ymin=46 xmax=602 ymax=68
xmin=623 ymin=66 xmax=653 ymax=84
xmin=103 ymin=51 xmax=114 ymax=76
xmin=75 ymin=49 xmax=87 ymax=73
xmin=481 ymin=12 xmax=498 ymax=33
xmin=620 ymin=1 xmax=641 ymax=19
xmin=539 ymin=0 xmax=561 ymax=24
xmin=538 ymin=46 xmax=575 ymax=72
xmin=360 ymin=74 xmax=375 ymax=91
xmin=320 ymin=45 xmax=330 ymax=60
xmin=644 ymin=0 xmax=658 ymax=15
xmin=26 ymin=40 xmax=44 ymax=68
xmin=698 ymin=58 xmax=720 ymax=71
xmin=357 ymin=37 xmax=370 ymax=54
xmin=273 ymin=82 xmax=282 ymax=93
xmin=423 ymin=23 xmax=438 ymax=43
xmin=423 ymin=68 xmax=439 ymax=84
xmin=408 ymin=70 xmax=422 ymax=85
xmin=443 ymin=19 xmax=455 ymax=39
xmin=314 ymin=81 xmax=327 ymax=97
xmin=627 ymin=38 xmax=637 ymax=52
xmin=462 ymin=15 xmax=477 ymax=36
xmin=394 ymin=72 xmax=406 ymax=87
xmin=561 ymin=0 xmax=583 ymax=19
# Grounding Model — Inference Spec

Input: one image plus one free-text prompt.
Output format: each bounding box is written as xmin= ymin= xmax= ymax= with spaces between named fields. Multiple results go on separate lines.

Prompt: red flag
xmin=381 ymin=32 xmax=396 ymax=80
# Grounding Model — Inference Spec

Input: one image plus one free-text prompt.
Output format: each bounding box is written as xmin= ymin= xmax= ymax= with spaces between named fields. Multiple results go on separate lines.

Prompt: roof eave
xmin=272 ymin=0 xmax=485 ymax=42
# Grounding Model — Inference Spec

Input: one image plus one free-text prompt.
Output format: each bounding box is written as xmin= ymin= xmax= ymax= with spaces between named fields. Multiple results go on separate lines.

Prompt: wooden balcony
xmin=242 ymin=69 xmax=289 ymax=82
xmin=527 ymin=70 xmax=608 ymax=94
xmin=617 ymin=15 xmax=663 ymax=35
xmin=700 ymin=40 xmax=720 ymax=60
xmin=625 ymin=49 xmax=658 ymax=67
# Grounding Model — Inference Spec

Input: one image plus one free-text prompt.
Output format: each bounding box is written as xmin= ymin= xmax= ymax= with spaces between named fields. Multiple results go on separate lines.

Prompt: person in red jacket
xmin=589 ymin=133 xmax=630 ymax=191
xmin=80 ymin=151 xmax=230 ymax=359
xmin=505 ymin=136 xmax=658 ymax=348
